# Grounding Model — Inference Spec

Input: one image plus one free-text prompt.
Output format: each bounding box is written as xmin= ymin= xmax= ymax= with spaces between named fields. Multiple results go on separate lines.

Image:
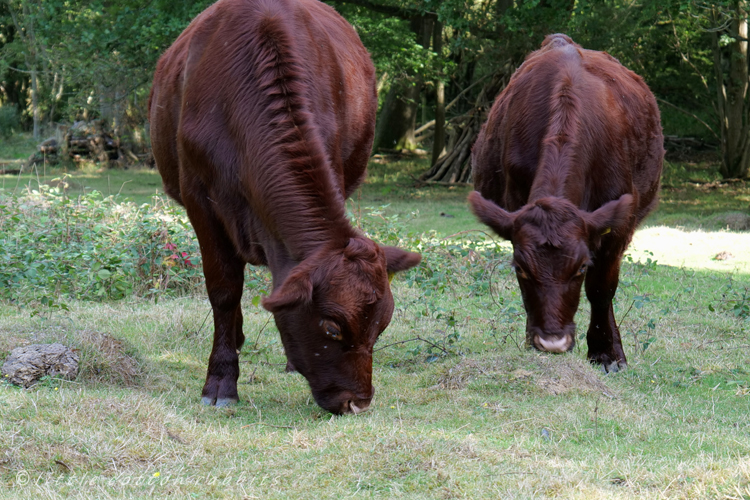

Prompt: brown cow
xmin=469 ymin=34 xmax=663 ymax=371
xmin=149 ymin=0 xmax=420 ymax=414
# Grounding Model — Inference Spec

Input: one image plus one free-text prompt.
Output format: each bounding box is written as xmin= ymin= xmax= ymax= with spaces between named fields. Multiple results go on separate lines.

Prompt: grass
xmin=1 ymin=147 xmax=750 ymax=498
xmin=0 ymin=133 xmax=38 ymax=162
xmin=2 ymin=151 xmax=749 ymax=235
xmin=1 ymin=254 xmax=749 ymax=498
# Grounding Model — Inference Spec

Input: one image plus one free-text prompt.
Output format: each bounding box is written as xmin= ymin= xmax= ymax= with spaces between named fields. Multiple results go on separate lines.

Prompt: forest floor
xmin=1 ymin=147 xmax=749 ymax=498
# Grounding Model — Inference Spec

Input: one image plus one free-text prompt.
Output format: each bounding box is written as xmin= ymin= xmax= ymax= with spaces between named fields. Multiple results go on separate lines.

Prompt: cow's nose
xmin=533 ymin=334 xmax=574 ymax=353
xmin=340 ymin=389 xmax=374 ymax=415
xmin=346 ymin=399 xmax=371 ymax=415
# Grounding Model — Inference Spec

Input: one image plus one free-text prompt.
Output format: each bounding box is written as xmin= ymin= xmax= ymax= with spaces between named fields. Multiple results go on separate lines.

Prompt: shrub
xmin=0 ymin=105 xmax=20 ymax=138
xmin=0 ymin=185 xmax=206 ymax=303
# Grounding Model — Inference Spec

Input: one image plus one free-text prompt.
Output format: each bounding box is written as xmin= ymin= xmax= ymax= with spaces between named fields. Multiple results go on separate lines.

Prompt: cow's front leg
xmin=585 ymin=242 xmax=628 ymax=372
xmin=184 ymin=196 xmax=246 ymax=407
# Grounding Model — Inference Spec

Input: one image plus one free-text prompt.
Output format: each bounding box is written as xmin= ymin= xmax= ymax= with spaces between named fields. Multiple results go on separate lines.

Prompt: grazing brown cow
xmin=149 ymin=0 xmax=420 ymax=414
xmin=469 ymin=34 xmax=663 ymax=371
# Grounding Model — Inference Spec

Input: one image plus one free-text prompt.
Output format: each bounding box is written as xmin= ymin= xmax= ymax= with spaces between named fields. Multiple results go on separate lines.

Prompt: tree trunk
xmin=373 ymin=80 xmax=421 ymax=151
xmin=420 ymin=65 xmax=513 ymax=183
xmin=373 ymin=15 xmax=433 ymax=152
xmin=432 ymin=20 xmax=446 ymax=166
xmin=8 ymin=1 xmax=42 ymax=140
xmin=713 ymin=3 xmax=750 ymax=179
xmin=30 ymin=67 xmax=40 ymax=140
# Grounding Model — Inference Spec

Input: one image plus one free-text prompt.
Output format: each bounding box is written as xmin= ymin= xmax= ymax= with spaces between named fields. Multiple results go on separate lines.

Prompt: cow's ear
xmin=382 ymin=246 xmax=421 ymax=274
xmin=262 ymin=271 xmax=313 ymax=313
xmin=468 ymin=191 xmax=515 ymax=241
xmin=585 ymin=194 xmax=634 ymax=239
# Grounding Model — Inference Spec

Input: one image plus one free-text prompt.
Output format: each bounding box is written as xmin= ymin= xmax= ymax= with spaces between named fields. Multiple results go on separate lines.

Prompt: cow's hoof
xmin=603 ymin=360 xmax=627 ymax=373
xmin=201 ymin=396 xmax=239 ymax=407
xmin=588 ymin=352 xmax=627 ymax=373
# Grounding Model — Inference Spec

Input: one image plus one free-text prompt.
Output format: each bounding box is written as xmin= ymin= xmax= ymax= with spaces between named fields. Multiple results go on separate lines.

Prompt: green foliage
xmin=0 ymin=0 xmax=213 ymax=131
xmin=0 ymin=105 xmax=19 ymax=138
xmin=0 ymin=185 xmax=206 ymax=304
xmin=354 ymin=204 xmax=520 ymax=361
xmin=713 ymin=278 xmax=750 ymax=320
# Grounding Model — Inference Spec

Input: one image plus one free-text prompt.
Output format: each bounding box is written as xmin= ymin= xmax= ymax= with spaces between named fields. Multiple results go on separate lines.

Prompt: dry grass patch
xmin=435 ymin=354 xmax=615 ymax=398
xmin=74 ymin=330 xmax=142 ymax=386
xmin=532 ymin=356 xmax=615 ymax=397
xmin=0 ymin=323 xmax=144 ymax=388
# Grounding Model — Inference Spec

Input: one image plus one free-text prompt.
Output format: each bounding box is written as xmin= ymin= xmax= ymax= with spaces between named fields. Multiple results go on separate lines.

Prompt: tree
xmin=330 ymin=2 xmax=442 ymax=152
xmin=0 ymin=0 xmax=212 ymax=145
xmin=2 ymin=0 xmax=49 ymax=139
xmin=420 ymin=0 xmax=576 ymax=183
xmin=708 ymin=2 xmax=750 ymax=179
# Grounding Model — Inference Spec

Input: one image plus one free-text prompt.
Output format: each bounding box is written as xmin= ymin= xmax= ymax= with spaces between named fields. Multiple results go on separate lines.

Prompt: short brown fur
xmin=149 ymin=0 xmax=420 ymax=413
xmin=469 ymin=34 xmax=663 ymax=370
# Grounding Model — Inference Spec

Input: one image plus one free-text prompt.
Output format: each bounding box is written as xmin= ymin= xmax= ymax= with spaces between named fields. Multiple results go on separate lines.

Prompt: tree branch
xmin=655 ymin=97 xmax=719 ymax=141
xmin=415 ymin=74 xmax=490 ymax=135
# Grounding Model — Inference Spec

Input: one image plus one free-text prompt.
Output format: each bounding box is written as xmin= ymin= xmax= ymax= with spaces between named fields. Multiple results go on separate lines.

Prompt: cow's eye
xmin=322 ymin=320 xmax=343 ymax=341
xmin=514 ymin=264 xmax=529 ymax=280
xmin=576 ymin=264 xmax=587 ymax=277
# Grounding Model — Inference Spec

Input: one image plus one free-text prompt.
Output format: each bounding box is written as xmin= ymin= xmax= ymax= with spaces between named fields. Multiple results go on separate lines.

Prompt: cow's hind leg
xmin=183 ymin=194 xmax=245 ymax=407
xmin=585 ymin=241 xmax=628 ymax=372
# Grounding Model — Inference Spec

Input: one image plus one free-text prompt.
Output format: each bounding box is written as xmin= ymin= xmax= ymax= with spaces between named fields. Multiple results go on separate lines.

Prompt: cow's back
xmin=472 ymin=34 xmax=663 ymax=221
xmin=149 ymin=0 xmax=376 ymax=206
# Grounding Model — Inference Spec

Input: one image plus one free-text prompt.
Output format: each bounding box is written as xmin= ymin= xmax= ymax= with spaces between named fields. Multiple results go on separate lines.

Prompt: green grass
xmin=0 ymin=163 xmax=166 ymax=205
xmin=1 ymin=253 xmax=749 ymax=498
xmin=3 ymin=153 xmax=749 ymax=235
xmin=1 ymin=150 xmax=750 ymax=498
xmin=0 ymin=133 xmax=38 ymax=162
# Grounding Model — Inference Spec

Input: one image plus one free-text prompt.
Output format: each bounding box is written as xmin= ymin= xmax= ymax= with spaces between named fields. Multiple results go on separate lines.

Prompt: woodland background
xmin=2 ymin=0 xmax=750 ymax=181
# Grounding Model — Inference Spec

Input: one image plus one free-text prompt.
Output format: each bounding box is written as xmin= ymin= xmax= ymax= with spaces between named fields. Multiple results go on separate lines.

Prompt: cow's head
xmin=262 ymin=237 xmax=420 ymax=415
xmin=469 ymin=191 xmax=632 ymax=353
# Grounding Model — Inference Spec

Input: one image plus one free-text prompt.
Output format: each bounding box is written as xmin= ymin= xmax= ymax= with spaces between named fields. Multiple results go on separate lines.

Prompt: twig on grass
xmin=722 ymin=344 xmax=750 ymax=350
xmin=488 ymin=260 xmax=508 ymax=311
xmin=241 ymin=423 xmax=295 ymax=430
xmin=195 ymin=309 xmax=211 ymax=337
xmin=374 ymin=335 xmax=450 ymax=355
xmin=442 ymin=229 xmax=497 ymax=241
xmin=617 ymin=299 xmax=637 ymax=330
xmin=488 ymin=318 xmax=523 ymax=352
xmin=251 ymin=317 xmax=272 ymax=350
xmin=54 ymin=460 xmax=71 ymax=471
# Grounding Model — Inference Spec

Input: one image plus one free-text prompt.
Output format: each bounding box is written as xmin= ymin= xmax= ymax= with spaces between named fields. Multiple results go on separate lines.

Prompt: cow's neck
xmin=262 ymin=196 xmax=354 ymax=265
xmin=244 ymin=134 xmax=356 ymax=264
xmin=527 ymin=137 xmax=585 ymax=206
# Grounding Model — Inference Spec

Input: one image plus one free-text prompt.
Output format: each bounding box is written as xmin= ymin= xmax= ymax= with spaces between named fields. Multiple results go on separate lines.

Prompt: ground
xmin=0 ymin=148 xmax=749 ymax=498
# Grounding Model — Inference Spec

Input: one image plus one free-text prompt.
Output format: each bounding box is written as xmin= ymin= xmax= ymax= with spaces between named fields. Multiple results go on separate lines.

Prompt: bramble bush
xmin=354 ymin=204 xmax=521 ymax=359
xmin=0 ymin=184 xmax=207 ymax=304
xmin=0 ymin=187 xmax=522 ymax=358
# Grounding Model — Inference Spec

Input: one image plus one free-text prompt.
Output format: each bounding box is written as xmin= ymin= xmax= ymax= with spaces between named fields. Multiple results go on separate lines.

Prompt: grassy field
xmin=1 ymin=148 xmax=750 ymax=498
